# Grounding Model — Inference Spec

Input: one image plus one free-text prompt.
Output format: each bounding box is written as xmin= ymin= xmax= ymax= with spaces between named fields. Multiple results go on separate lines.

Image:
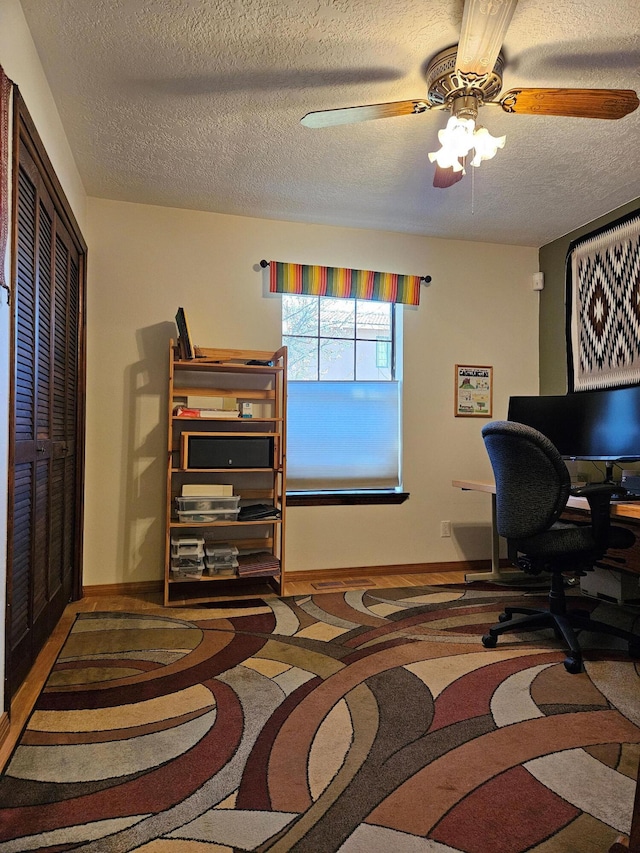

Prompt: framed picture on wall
xmin=455 ymin=365 xmax=493 ymax=417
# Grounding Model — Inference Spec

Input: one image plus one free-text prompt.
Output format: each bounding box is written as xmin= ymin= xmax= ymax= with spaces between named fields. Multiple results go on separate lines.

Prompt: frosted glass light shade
xmin=469 ymin=126 xmax=506 ymax=166
xmin=428 ymin=115 xmax=475 ymax=169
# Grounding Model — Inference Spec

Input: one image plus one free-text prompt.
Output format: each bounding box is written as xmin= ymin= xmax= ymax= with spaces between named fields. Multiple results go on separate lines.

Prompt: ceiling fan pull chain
xmin=471 ymin=159 xmax=475 ymax=216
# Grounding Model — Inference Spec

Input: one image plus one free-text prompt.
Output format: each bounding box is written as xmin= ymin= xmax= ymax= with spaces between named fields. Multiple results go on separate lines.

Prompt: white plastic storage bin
xmin=171 ymin=539 xmax=204 ymax=558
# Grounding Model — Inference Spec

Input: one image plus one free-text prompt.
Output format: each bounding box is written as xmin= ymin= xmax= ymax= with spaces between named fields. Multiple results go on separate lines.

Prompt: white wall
xmin=0 ymin=0 xmax=87 ymax=712
xmin=85 ymin=197 xmax=539 ymax=585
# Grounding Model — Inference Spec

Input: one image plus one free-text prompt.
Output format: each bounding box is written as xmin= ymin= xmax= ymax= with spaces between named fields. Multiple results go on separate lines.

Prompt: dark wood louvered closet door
xmin=7 ymin=96 xmax=86 ymax=697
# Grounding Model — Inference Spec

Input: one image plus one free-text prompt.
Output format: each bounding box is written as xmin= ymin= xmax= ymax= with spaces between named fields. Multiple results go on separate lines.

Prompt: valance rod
xmin=259 ymin=259 xmax=431 ymax=284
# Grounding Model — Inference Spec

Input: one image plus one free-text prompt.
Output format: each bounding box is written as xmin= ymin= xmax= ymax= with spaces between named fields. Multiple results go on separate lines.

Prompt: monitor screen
xmin=508 ymin=386 xmax=640 ymax=461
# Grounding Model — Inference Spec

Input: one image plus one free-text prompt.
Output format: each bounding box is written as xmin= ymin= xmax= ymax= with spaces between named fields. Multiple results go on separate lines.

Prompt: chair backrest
xmin=482 ymin=420 xmax=572 ymax=540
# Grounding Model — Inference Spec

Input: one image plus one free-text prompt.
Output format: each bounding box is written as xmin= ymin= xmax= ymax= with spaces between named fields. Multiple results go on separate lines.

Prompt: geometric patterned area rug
xmin=0 ymin=584 xmax=639 ymax=853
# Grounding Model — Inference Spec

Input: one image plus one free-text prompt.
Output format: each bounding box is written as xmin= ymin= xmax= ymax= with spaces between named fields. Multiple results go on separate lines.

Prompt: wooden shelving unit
xmin=164 ymin=342 xmax=287 ymax=606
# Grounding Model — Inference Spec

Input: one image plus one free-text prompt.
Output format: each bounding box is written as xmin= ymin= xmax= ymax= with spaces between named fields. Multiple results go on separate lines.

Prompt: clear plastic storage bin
xmin=176 ymin=496 xmax=240 ymax=512
xmin=170 ymin=558 xmax=204 ymax=579
xmin=177 ymin=508 xmax=241 ymax=523
xmin=175 ymin=495 xmax=241 ymax=522
xmin=205 ymin=557 xmax=239 ymax=576
xmin=204 ymin=544 xmax=239 ymax=561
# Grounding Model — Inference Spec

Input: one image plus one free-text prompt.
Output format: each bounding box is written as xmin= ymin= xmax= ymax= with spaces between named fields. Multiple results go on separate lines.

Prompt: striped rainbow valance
xmin=268 ymin=261 xmax=421 ymax=306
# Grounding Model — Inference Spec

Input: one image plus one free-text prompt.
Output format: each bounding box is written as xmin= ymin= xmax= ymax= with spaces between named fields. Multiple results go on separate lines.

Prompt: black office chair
xmin=481 ymin=420 xmax=640 ymax=673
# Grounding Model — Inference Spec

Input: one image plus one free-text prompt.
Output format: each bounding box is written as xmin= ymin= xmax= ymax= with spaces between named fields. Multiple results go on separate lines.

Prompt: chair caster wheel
xmin=563 ymin=656 xmax=582 ymax=674
xmin=482 ymin=634 xmax=497 ymax=648
xmin=498 ymin=613 xmax=511 ymax=623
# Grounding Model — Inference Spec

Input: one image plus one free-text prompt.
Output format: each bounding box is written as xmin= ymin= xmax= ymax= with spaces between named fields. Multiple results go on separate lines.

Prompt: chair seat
xmin=512 ymin=521 xmax=595 ymax=558
xmin=513 ymin=521 xmax=635 ymax=559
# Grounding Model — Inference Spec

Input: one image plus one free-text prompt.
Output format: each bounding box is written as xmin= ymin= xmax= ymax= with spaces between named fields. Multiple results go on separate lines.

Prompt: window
xmin=283 ymin=294 xmax=402 ymax=492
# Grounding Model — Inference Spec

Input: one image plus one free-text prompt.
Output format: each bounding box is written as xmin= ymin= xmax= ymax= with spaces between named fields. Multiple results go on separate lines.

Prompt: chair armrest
xmin=570 ymin=483 xmax=621 ymax=499
xmin=570 ymin=483 xmax=617 ymax=549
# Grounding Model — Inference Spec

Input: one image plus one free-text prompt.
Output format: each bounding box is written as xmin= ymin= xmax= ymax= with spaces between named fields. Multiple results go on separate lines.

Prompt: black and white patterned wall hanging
xmin=566 ymin=208 xmax=640 ymax=391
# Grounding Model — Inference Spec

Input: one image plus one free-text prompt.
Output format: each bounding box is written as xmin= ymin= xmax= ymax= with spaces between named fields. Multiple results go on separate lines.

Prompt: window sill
xmin=286 ymin=490 xmax=410 ymax=507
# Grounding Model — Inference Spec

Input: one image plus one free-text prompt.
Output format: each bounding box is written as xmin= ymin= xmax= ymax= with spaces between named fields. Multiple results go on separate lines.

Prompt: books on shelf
xmin=174 ymin=406 xmax=239 ymax=419
xmin=238 ymin=503 xmax=281 ymax=520
xmin=237 ymin=552 xmax=280 ymax=578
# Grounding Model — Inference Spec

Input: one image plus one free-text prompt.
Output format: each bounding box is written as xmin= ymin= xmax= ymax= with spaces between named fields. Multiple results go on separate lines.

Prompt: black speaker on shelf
xmin=185 ymin=435 xmax=274 ymax=469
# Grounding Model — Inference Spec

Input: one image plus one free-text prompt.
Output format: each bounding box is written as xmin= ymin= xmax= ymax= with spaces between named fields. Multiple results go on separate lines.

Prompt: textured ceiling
xmin=18 ymin=0 xmax=640 ymax=246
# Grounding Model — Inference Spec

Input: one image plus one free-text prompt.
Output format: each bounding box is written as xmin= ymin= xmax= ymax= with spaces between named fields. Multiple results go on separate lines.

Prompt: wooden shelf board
xmin=171 ymin=468 xmax=282 ymax=474
xmin=173 ymin=387 xmax=276 ymax=400
xmin=174 ymin=360 xmax=283 ymax=374
xmin=170 ymin=519 xmax=282 ymax=527
xmin=168 ymin=572 xmax=280 ymax=585
xmin=172 ymin=416 xmax=283 ymax=423
xmin=165 ymin=578 xmax=282 ymax=606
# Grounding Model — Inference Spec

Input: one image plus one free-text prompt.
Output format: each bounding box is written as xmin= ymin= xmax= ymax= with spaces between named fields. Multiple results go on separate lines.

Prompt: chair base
xmin=482 ymin=602 xmax=640 ymax=673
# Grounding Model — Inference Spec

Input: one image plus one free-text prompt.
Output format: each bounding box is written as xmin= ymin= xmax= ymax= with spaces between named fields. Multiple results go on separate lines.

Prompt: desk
xmin=453 ymin=479 xmax=640 ymax=583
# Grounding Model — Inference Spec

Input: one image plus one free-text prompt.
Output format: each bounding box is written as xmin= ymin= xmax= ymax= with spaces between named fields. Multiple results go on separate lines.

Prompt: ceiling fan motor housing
xmin=426 ymin=45 xmax=504 ymax=108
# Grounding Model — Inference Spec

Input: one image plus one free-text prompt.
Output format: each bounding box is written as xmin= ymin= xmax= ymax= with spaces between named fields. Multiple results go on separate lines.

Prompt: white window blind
xmin=286 ymin=381 xmax=401 ymax=490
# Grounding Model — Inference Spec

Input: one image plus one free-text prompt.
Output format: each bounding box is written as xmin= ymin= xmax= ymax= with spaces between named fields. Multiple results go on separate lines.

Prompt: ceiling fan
xmin=300 ymin=0 xmax=639 ymax=188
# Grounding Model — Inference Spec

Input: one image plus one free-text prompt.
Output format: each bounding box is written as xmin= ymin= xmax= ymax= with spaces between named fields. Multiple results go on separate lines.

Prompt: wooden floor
xmin=0 ymin=570 xmax=468 ymax=771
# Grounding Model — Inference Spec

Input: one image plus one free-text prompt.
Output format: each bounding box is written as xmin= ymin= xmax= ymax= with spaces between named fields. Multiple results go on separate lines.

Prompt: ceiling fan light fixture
xmin=469 ymin=125 xmax=506 ymax=166
xmin=429 ymin=115 xmax=506 ymax=175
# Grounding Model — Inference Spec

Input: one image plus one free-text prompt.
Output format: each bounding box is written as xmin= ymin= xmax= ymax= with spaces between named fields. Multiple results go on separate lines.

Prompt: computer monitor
xmin=507 ymin=386 xmax=640 ymax=462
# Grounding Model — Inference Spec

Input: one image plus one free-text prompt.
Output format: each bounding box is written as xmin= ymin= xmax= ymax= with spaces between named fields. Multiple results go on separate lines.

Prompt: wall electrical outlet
xmin=440 ymin=520 xmax=452 ymax=537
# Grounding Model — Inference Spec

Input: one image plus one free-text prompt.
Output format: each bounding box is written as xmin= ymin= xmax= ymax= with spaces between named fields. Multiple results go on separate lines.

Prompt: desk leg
xmin=465 ymin=494 xmax=528 ymax=584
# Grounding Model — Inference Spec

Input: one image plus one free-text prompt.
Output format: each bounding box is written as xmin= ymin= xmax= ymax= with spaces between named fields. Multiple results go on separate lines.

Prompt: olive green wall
xmin=539 ymin=199 xmax=640 ymax=395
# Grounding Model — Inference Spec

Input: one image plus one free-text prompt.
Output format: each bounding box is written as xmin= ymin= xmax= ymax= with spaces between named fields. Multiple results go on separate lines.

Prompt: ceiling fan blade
xmin=456 ymin=0 xmax=518 ymax=81
xmin=433 ymin=164 xmax=465 ymax=189
xmin=499 ymin=88 xmax=639 ymax=119
xmin=301 ymin=99 xmax=430 ymax=128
